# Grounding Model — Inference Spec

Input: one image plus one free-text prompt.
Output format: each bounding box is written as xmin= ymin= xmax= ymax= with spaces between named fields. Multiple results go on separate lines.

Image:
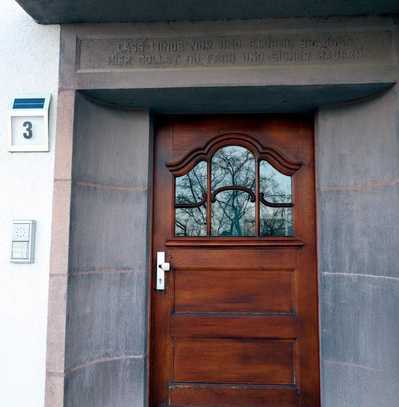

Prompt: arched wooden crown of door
xmin=167 ymin=133 xmax=302 ymax=238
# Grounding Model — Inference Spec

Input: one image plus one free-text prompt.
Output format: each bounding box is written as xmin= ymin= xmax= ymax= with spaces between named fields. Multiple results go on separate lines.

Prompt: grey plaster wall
xmin=316 ymin=86 xmax=399 ymax=407
xmin=64 ymin=94 xmax=150 ymax=407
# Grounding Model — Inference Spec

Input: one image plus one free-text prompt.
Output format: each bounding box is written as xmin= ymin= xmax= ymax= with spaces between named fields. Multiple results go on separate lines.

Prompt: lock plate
xmin=156 ymin=251 xmax=170 ymax=290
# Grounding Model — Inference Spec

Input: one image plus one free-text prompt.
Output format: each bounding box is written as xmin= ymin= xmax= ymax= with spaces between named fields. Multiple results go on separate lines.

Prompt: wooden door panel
xmin=174 ymin=338 xmax=294 ymax=384
xmin=169 ymin=385 xmax=299 ymax=407
xmin=171 ymin=314 xmax=299 ymax=339
xmin=174 ymin=267 xmax=295 ymax=313
xmin=151 ymin=115 xmax=320 ymax=407
xmin=168 ymin=247 xmax=298 ymax=268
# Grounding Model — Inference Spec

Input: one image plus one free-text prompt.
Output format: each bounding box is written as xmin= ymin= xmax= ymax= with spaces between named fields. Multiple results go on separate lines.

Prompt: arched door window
xmin=172 ymin=137 xmax=299 ymax=238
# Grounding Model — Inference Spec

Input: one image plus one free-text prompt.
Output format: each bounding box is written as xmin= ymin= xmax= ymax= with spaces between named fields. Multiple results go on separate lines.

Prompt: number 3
xmin=23 ymin=121 xmax=33 ymax=139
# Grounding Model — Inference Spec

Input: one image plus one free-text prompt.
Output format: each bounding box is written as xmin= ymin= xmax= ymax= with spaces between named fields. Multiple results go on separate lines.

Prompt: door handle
xmin=156 ymin=251 xmax=171 ymax=291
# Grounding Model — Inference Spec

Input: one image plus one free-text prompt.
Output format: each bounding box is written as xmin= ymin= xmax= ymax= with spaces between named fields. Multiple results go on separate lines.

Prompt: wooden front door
xmin=150 ymin=116 xmax=320 ymax=407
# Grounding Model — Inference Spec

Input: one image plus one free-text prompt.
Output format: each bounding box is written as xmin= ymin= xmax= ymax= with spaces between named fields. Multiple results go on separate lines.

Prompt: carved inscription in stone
xmin=78 ymin=31 xmax=392 ymax=71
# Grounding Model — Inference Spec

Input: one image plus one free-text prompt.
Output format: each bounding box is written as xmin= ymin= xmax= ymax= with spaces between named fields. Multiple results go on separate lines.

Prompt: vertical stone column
xmin=45 ymin=89 xmax=76 ymax=407
xmin=316 ymin=86 xmax=399 ymax=407
xmin=46 ymin=92 xmax=151 ymax=407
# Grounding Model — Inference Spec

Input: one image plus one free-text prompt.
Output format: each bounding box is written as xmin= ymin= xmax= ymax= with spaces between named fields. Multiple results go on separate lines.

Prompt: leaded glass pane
xmin=175 ymin=161 xmax=207 ymax=237
xmin=212 ymin=146 xmax=255 ymax=190
xmin=212 ymin=190 xmax=255 ymax=236
xmin=260 ymin=160 xmax=293 ymax=237
xmin=260 ymin=206 xmax=293 ymax=236
xmin=211 ymin=146 xmax=256 ymax=236
xmin=259 ymin=161 xmax=292 ymax=204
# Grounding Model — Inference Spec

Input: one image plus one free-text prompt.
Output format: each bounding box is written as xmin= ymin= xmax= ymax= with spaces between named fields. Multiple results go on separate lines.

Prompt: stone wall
xmin=317 ymin=86 xmax=399 ymax=407
xmin=65 ymin=95 xmax=150 ymax=407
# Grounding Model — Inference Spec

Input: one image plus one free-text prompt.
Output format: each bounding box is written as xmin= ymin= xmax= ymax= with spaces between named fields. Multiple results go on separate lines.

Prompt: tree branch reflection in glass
xmin=260 ymin=160 xmax=293 ymax=236
xmin=174 ymin=147 xmax=295 ymax=238
xmin=175 ymin=161 xmax=207 ymax=236
xmin=211 ymin=146 xmax=256 ymax=236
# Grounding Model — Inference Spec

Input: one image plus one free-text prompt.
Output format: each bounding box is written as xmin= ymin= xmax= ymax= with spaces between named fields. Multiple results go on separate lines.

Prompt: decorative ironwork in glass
xmin=172 ymin=140 xmax=296 ymax=238
xmin=175 ymin=161 xmax=207 ymax=236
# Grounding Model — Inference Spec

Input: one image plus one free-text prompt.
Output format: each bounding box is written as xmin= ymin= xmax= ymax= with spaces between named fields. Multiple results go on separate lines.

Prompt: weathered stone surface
xmin=78 ymin=31 xmax=392 ymax=71
xmin=60 ymin=19 xmax=398 ymax=91
xmin=63 ymin=97 xmax=150 ymax=407
xmin=45 ymin=374 xmax=65 ymax=407
xmin=46 ymin=274 xmax=68 ymax=373
xmin=65 ymin=357 xmax=145 ymax=407
xmin=69 ymin=185 xmax=148 ymax=272
xmin=45 ymin=91 xmax=76 ymax=407
xmin=323 ymin=359 xmax=399 ymax=407
xmin=73 ymin=98 xmax=150 ymax=188
xmin=65 ymin=271 xmax=147 ymax=370
xmin=318 ymin=187 xmax=399 ymax=278
xmin=321 ymin=274 xmax=399 ymax=371
xmin=317 ymin=84 xmax=399 ymax=407
xmin=316 ymin=89 xmax=399 ymax=187
xmin=53 ymin=90 xmax=75 ymax=181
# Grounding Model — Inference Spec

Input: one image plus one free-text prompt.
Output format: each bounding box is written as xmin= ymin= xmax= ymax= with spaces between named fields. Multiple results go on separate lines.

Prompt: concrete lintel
xmin=58 ymin=19 xmax=398 ymax=92
xmin=83 ymin=84 xmax=395 ymax=114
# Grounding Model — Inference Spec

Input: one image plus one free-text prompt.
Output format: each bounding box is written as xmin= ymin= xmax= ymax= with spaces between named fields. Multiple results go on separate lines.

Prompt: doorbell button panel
xmin=11 ymin=220 xmax=36 ymax=264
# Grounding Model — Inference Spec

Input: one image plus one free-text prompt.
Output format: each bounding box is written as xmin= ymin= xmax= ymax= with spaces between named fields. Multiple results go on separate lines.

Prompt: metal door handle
xmin=156 ymin=251 xmax=170 ymax=290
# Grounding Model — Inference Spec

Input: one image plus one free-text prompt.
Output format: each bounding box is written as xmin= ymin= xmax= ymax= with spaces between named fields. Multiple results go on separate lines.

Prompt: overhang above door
xmin=15 ymin=0 xmax=399 ymax=25
xmin=83 ymin=84 xmax=394 ymax=114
